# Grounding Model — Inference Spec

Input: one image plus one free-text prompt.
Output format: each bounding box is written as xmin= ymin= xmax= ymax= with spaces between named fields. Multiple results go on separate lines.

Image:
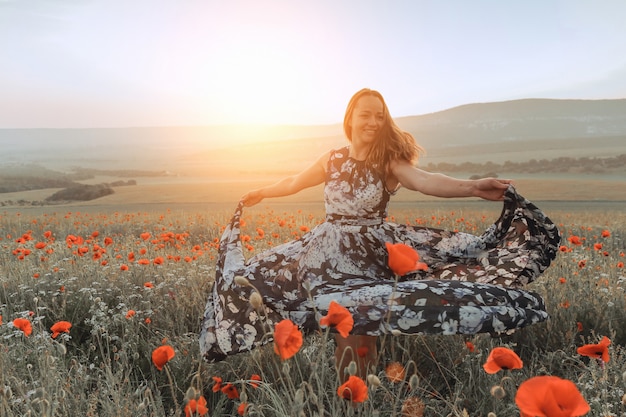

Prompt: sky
xmin=1 ymin=0 xmax=626 ymax=128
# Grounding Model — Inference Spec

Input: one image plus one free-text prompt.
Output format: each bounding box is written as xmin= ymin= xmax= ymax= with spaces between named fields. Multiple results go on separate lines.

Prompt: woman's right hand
xmin=241 ymin=190 xmax=264 ymax=207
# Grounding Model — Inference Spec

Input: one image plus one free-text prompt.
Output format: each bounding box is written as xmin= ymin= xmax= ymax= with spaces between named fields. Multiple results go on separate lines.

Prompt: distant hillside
xmin=1 ymin=98 xmax=625 ymax=174
xmin=396 ymin=98 xmax=626 ymax=149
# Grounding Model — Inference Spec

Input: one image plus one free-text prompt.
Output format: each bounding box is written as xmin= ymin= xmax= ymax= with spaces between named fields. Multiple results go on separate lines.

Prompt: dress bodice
xmin=324 ymin=147 xmax=390 ymax=224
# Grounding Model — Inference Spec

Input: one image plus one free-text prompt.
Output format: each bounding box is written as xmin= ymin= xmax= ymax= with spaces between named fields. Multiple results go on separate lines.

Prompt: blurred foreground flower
xmin=337 ymin=375 xmax=368 ymax=403
xmin=515 ymin=375 xmax=589 ymax=417
xmin=184 ymin=395 xmax=208 ymax=417
xmin=221 ymin=383 xmax=239 ymax=399
xmin=319 ymin=300 xmax=354 ymax=338
xmin=385 ymin=242 xmax=428 ymax=276
xmin=273 ymin=319 xmax=303 ymax=360
xmin=401 ymin=396 xmax=425 ymax=417
xmin=211 ymin=376 xmax=223 ymax=392
xmin=482 ymin=347 xmax=523 ymax=374
xmin=152 ymin=345 xmax=175 ymax=371
xmin=385 ymin=361 xmax=406 ymax=383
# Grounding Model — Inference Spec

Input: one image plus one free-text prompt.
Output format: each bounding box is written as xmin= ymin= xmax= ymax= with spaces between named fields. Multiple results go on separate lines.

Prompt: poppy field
xmin=1 ymin=203 xmax=625 ymax=416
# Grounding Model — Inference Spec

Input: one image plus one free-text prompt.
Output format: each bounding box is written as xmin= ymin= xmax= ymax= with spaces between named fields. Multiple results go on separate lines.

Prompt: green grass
xmin=0 ymin=204 xmax=625 ymax=416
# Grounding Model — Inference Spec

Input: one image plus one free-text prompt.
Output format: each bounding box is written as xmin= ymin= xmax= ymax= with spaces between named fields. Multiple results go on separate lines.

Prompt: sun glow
xmin=194 ymin=23 xmax=322 ymax=127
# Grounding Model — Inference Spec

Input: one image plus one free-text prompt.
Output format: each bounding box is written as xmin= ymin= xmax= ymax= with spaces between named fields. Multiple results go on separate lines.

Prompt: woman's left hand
xmin=474 ymin=178 xmax=513 ymax=201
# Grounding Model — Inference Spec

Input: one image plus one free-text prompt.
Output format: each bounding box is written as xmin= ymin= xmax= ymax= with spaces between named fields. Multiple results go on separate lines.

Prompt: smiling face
xmin=347 ymin=94 xmax=385 ymax=149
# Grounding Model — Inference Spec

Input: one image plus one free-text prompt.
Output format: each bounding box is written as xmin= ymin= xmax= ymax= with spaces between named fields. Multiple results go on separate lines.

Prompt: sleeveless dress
xmin=200 ymin=147 xmax=560 ymax=362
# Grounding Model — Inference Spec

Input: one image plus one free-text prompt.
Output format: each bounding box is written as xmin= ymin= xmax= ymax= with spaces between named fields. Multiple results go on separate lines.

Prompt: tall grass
xmin=0 ymin=205 xmax=624 ymax=416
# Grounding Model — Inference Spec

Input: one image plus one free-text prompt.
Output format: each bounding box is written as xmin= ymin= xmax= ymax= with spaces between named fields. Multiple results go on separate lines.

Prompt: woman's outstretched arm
xmin=241 ymin=151 xmax=330 ymax=207
xmin=390 ymin=159 xmax=512 ymax=201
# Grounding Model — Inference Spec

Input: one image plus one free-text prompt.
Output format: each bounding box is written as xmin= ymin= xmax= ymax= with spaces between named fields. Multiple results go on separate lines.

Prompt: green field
xmin=1 ymin=132 xmax=626 ymax=415
xmin=1 ymin=195 xmax=625 ymax=416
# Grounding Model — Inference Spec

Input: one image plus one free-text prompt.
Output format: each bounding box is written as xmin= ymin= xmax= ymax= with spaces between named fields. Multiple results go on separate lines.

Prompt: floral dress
xmin=200 ymin=147 xmax=560 ymax=362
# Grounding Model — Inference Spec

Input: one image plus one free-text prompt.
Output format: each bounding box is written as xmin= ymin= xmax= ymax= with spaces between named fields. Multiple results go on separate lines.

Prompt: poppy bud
xmin=249 ymin=291 xmax=263 ymax=309
xmin=294 ymin=388 xmax=304 ymax=406
xmin=367 ymin=374 xmax=381 ymax=387
xmin=234 ymin=275 xmax=252 ymax=286
xmin=347 ymin=360 xmax=358 ymax=376
xmin=490 ymin=385 xmax=506 ymax=399
xmin=184 ymin=386 xmax=197 ymax=401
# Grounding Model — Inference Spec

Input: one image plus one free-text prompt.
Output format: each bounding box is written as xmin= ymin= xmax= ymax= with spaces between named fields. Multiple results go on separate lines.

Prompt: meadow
xmin=1 ymin=194 xmax=625 ymax=416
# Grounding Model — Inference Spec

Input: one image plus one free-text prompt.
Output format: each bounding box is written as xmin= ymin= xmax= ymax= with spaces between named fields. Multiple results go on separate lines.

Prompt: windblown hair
xmin=343 ymin=88 xmax=424 ymax=174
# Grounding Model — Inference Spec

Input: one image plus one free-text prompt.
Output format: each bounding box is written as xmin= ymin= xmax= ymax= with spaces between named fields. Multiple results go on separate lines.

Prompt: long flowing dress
xmin=200 ymin=147 xmax=561 ymax=363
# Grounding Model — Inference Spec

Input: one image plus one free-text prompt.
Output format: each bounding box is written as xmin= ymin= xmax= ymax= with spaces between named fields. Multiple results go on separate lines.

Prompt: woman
xmin=200 ymin=88 xmax=560 ymax=378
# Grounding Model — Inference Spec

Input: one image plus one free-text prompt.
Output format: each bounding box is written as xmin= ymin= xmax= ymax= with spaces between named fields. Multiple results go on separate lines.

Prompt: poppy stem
xmin=163 ymin=364 xmax=180 ymax=416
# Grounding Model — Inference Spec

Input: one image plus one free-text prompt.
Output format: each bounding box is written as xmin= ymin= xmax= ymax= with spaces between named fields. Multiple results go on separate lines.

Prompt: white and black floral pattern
xmin=200 ymin=147 xmax=561 ymax=362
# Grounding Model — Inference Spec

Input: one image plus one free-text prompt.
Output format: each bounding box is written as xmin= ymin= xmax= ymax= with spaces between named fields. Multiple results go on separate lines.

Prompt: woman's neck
xmin=348 ymin=144 xmax=371 ymax=161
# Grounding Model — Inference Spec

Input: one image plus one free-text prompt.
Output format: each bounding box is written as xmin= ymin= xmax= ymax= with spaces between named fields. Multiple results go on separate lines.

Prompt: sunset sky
xmin=1 ymin=0 xmax=625 ymax=128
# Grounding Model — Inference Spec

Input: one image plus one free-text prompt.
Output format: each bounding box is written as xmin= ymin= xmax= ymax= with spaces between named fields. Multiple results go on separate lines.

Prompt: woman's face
xmin=349 ymin=95 xmax=384 ymax=147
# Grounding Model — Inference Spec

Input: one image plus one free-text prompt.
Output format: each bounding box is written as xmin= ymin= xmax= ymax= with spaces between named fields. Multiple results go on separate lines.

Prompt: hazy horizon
xmin=2 ymin=1 xmax=626 ymax=129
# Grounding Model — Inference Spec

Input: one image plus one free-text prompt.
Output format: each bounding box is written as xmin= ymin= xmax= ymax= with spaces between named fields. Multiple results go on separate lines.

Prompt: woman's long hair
xmin=343 ymin=88 xmax=424 ymax=173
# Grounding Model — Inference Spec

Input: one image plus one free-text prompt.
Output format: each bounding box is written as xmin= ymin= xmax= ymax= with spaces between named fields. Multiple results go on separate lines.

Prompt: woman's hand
xmin=241 ymin=190 xmax=264 ymax=207
xmin=473 ymin=178 xmax=513 ymax=201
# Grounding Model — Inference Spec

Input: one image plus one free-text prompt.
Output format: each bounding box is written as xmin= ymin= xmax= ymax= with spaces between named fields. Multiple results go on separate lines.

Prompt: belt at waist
xmin=325 ymin=214 xmax=384 ymax=226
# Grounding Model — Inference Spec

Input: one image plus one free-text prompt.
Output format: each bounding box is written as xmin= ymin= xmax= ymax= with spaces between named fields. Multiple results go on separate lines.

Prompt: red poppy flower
xmin=601 ymin=229 xmax=610 ymax=238
xmin=250 ymin=374 xmax=261 ymax=388
xmin=184 ymin=395 xmax=208 ymax=417
xmin=337 ymin=375 xmax=368 ymax=403
xmin=482 ymin=347 xmax=523 ymax=374
xmin=385 ymin=242 xmax=428 ymax=276
xmin=567 ymin=235 xmax=583 ymax=245
xmin=273 ymin=319 xmax=303 ymax=360
xmin=221 ymin=383 xmax=239 ymax=399
xmin=140 ymin=232 xmax=151 ymax=241
xmin=319 ymin=300 xmax=354 ymax=338
xmin=237 ymin=402 xmax=248 ymax=416
xmin=465 ymin=341 xmax=475 ymax=352
xmin=13 ymin=318 xmax=32 ymax=336
xmin=356 ymin=346 xmax=369 ymax=358
xmin=50 ymin=321 xmax=72 ymax=338
xmin=152 ymin=345 xmax=175 ymax=371
xmin=211 ymin=376 xmax=223 ymax=392
xmin=515 ymin=375 xmax=589 ymax=417
xmin=577 ymin=336 xmax=611 ymax=362
xmin=125 ymin=310 xmax=136 ymax=319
